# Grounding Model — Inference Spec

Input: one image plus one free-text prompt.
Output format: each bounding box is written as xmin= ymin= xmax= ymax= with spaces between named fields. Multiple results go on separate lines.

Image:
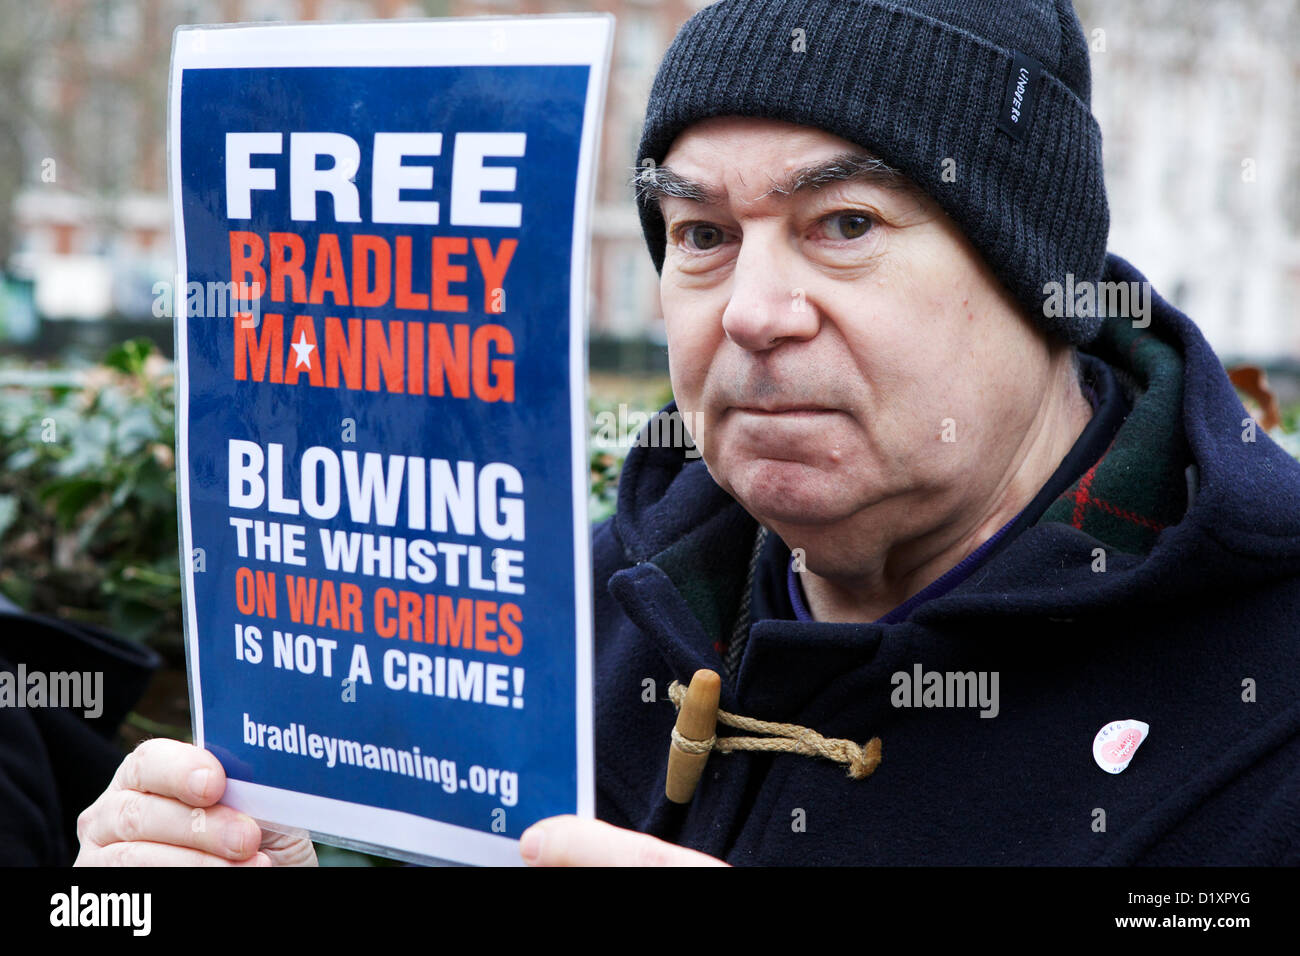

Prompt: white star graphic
xmin=290 ymin=330 xmax=315 ymax=369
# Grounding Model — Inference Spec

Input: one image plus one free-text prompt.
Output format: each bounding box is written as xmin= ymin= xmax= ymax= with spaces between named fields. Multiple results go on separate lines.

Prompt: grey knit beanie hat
xmin=634 ymin=0 xmax=1110 ymax=346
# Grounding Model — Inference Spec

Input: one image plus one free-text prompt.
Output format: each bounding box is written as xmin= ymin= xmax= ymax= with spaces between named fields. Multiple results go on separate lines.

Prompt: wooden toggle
xmin=665 ymin=668 xmax=721 ymax=804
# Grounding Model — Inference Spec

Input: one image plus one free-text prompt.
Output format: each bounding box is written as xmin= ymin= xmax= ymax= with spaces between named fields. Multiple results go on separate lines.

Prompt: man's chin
xmin=720 ymin=458 xmax=861 ymax=527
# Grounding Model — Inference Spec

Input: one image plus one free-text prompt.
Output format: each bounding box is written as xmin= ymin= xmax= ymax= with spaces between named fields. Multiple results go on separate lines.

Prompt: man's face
xmin=656 ymin=117 xmax=1057 ymax=538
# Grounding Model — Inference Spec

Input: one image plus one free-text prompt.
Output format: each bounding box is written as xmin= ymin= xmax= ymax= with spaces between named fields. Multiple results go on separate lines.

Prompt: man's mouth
xmin=731 ymin=405 xmax=836 ymax=415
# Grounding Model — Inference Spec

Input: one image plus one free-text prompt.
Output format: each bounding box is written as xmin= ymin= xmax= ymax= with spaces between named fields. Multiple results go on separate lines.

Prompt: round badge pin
xmin=1093 ymin=719 xmax=1149 ymax=774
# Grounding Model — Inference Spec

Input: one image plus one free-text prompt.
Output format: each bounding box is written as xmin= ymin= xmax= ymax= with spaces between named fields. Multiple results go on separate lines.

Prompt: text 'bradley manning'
xmin=890 ymin=665 xmax=1000 ymax=718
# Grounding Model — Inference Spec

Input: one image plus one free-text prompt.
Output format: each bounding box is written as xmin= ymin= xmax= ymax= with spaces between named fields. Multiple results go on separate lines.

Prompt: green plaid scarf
xmin=1038 ymin=318 xmax=1191 ymax=555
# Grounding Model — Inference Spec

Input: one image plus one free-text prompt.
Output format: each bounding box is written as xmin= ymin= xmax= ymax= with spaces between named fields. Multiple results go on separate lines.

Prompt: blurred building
xmin=1 ymin=0 xmax=1296 ymax=363
xmin=1076 ymin=0 xmax=1300 ymax=364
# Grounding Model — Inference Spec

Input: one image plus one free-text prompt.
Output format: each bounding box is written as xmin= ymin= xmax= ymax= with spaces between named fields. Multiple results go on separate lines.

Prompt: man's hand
xmin=74 ymin=738 xmax=317 ymax=867
xmin=519 ymin=815 xmax=729 ymax=866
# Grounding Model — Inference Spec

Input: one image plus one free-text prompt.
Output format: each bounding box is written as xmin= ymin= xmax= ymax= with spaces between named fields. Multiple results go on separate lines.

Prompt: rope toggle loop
xmin=666 ymin=676 xmax=882 ymax=798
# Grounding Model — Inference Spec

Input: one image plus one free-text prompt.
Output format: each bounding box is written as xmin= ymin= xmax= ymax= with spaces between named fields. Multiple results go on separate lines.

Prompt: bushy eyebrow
xmin=631 ymin=151 xmax=912 ymax=207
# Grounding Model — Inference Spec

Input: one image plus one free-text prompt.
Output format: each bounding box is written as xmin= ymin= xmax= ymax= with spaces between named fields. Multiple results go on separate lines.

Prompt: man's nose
xmin=720 ymin=231 xmax=820 ymax=351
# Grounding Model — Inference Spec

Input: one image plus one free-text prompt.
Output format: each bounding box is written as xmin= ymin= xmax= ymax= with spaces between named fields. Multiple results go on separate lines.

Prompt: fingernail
xmin=519 ymin=826 xmax=543 ymax=864
xmin=224 ymin=825 xmax=248 ymax=856
xmin=188 ymin=768 xmax=211 ymax=801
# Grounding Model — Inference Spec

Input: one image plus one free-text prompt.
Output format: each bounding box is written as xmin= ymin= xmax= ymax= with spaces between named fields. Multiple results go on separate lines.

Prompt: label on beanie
xmin=998 ymin=51 xmax=1042 ymax=143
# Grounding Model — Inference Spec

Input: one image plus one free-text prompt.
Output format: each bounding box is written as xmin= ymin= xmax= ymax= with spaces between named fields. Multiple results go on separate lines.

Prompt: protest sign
xmin=168 ymin=15 xmax=611 ymax=866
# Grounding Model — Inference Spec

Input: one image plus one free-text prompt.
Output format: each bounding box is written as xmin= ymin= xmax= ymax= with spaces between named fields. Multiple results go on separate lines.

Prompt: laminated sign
xmin=168 ymin=15 xmax=612 ymax=866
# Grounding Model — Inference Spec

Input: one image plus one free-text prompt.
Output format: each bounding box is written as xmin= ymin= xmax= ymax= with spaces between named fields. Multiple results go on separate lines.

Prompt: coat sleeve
xmin=0 ymin=606 xmax=160 ymax=865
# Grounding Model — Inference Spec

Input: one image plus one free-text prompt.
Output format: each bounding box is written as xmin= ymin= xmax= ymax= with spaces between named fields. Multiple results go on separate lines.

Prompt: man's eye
xmin=680 ymin=224 xmax=726 ymax=251
xmin=821 ymin=213 xmax=873 ymax=241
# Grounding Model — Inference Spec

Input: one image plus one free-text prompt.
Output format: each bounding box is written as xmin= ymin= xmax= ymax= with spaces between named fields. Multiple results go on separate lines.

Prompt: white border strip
xmin=568 ymin=14 xmax=612 ymax=826
xmin=173 ymin=15 xmax=612 ymax=68
xmin=224 ymin=779 xmax=523 ymax=867
xmin=169 ymin=17 xmax=204 ymax=753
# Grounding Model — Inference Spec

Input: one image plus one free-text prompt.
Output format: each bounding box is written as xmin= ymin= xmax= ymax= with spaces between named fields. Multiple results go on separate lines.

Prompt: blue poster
xmin=168 ymin=16 xmax=611 ymax=866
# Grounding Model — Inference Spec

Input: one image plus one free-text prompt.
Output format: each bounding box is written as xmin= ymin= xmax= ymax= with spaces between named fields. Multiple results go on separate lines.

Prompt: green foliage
xmin=587 ymin=381 xmax=674 ymax=524
xmin=0 ymin=339 xmax=181 ymax=652
xmin=588 ymin=445 xmax=625 ymax=525
xmin=1270 ymin=409 xmax=1300 ymax=460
